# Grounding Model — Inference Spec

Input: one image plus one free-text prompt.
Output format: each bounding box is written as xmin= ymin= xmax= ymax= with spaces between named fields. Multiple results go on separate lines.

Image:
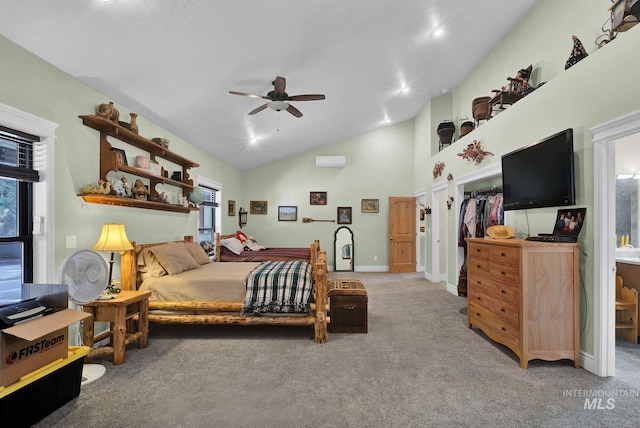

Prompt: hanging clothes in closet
xmin=457 ymin=189 xmax=504 ymax=297
xmin=458 ymin=191 xmax=504 ymax=244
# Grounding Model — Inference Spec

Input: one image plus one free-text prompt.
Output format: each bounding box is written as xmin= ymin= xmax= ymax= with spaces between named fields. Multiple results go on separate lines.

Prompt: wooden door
xmin=388 ymin=196 xmax=416 ymax=273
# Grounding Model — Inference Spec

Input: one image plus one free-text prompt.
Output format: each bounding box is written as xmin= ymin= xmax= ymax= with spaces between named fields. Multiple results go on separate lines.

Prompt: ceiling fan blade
xmin=286 ymin=104 xmax=303 ymax=118
xmin=287 ymin=94 xmax=326 ymax=101
xmin=229 ymin=90 xmax=268 ymax=100
xmin=273 ymin=76 xmax=286 ymax=95
xmin=248 ymin=103 xmax=268 ymax=115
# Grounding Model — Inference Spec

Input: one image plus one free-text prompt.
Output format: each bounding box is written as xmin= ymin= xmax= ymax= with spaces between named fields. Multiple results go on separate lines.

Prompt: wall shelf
xmin=79 ymin=114 xmax=199 ymax=212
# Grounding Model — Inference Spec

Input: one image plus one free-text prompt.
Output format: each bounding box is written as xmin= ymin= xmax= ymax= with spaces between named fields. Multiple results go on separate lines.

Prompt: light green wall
xmin=416 ymin=0 xmax=640 ymax=354
xmin=240 ymin=120 xmax=415 ymax=268
xmin=0 ymin=35 xmax=242 ymax=279
xmin=2 ymin=0 xmax=638 ymax=356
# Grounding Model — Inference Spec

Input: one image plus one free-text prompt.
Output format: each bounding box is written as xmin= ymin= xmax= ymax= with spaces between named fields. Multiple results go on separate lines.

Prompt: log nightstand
xmin=81 ymin=290 xmax=151 ymax=365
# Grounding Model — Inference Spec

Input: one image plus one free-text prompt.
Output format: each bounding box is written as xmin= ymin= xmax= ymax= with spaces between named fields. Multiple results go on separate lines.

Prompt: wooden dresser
xmin=466 ymin=238 xmax=580 ymax=368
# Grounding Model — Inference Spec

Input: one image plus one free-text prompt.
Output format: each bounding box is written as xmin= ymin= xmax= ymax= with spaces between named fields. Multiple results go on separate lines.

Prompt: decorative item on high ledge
xmin=437 ymin=121 xmax=456 ymax=151
xmin=565 ymin=35 xmax=588 ymax=70
xmin=151 ymin=137 xmax=170 ymax=148
xmin=457 ymin=139 xmax=493 ymax=165
xmin=433 ymin=161 xmax=445 ymax=180
xmin=447 ymin=173 xmax=453 ymax=181
xmin=459 ymin=121 xmax=474 ymax=137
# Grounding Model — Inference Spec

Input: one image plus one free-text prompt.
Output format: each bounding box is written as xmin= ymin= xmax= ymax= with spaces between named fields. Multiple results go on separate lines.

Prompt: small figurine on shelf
xmin=120 ymin=176 xmax=133 ymax=197
xmin=96 ymin=102 xmax=119 ymax=122
xmin=111 ymin=178 xmax=125 ymax=197
xmin=129 ymin=113 xmax=139 ymax=134
xmin=132 ymin=179 xmax=148 ymax=201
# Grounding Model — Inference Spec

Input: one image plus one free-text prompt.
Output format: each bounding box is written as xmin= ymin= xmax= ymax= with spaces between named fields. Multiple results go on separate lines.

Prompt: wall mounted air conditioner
xmin=315 ymin=156 xmax=346 ymax=168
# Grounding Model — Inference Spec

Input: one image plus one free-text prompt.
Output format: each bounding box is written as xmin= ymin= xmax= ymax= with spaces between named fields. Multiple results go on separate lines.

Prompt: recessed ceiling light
xmin=400 ymin=85 xmax=410 ymax=94
xmin=433 ymin=27 xmax=444 ymax=37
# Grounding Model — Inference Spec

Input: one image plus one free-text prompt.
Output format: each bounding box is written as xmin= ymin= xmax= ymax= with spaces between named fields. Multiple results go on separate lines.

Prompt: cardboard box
xmin=0 ymin=309 xmax=91 ymax=387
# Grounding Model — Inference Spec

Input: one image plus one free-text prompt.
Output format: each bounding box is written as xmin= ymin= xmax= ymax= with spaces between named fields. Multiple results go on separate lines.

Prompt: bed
xmin=120 ymin=236 xmax=328 ymax=343
xmin=215 ymin=231 xmax=313 ymax=263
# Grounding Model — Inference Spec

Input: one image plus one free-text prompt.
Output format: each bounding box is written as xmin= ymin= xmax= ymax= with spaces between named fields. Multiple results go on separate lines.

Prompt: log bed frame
xmin=120 ymin=236 xmax=329 ymax=343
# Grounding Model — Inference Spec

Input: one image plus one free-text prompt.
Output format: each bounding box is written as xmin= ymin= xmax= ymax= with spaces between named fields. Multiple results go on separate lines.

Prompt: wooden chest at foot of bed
xmin=328 ymin=280 xmax=368 ymax=333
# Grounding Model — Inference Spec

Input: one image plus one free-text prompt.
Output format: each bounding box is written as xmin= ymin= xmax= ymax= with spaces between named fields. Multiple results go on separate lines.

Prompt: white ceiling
xmin=1 ymin=0 xmax=538 ymax=171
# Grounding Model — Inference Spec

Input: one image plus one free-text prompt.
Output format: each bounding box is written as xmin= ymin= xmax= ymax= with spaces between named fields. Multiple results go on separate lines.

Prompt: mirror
xmin=334 ymin=226 xmax=354 ymax=271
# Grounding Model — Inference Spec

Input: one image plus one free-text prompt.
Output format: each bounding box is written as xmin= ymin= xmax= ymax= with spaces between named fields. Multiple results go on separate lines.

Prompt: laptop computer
xmin=527 ymin=208 xmax=586 ymax=242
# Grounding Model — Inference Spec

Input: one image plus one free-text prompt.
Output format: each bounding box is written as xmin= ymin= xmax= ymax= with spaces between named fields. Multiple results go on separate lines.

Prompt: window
xmin=0 ymin=127 xmax=38 ymax=304
xmin=197 ymin=185 xmax=219 ymax=244
xmin=195 ymin=177 xmax=222 ymax=253
xmin=0 ymin=102 xmax=57 ymax=302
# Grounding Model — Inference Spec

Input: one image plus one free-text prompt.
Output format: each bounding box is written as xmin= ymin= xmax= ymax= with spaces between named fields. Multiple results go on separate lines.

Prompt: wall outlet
xmin=374 ymin=256 xmax=378 ymax=261
xmin=65 ymin=235 xmax=77 ymax=249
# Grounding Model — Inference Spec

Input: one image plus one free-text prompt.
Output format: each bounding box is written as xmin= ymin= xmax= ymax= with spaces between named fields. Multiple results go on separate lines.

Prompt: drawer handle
xmin=500 ymin=271 xmax=506 ymax=276
xmin=477 ymin=281 xmax=482 ymax=285
xmin=476 ymin=265 xmax=481 ymax=269
xmin=501 ymin=290 xmax=506 ymax=294
xmin=476 ymin=296 xmax=481 ymax=300
xmin=476 ymin=313 xmax=481 ymax=317
xmin=501 ymin=327 xmax=506 ymax=331
xmin=500 ymin=308 xmax=505 ymax=312
xmin=476 ymin=248 xmax=481 ymax=252
xmin=501 ymin=252 xmax=506 ymax=257
xmin=344 ymin=305 xmax=355 ymax=310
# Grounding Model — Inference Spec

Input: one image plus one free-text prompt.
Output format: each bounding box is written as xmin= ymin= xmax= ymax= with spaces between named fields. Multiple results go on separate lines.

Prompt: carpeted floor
xmin=35 ymin=272 xmax=640 ymax=427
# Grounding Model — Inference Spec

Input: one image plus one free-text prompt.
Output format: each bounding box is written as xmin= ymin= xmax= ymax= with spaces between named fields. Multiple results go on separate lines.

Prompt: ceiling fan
xmin=229 ymin=76 xmax=325 ymax=118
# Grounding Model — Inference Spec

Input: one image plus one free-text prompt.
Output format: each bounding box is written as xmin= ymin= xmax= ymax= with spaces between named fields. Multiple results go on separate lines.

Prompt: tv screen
xmin=502 ymin=128 xmax=575 ymax=211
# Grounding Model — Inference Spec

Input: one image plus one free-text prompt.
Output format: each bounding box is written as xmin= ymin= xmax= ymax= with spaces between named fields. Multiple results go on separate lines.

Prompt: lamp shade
xmin=93 ymin=224 xmax=134 ymax=252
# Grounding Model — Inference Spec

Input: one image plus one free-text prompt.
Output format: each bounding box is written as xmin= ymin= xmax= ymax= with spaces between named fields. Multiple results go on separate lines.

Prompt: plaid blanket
xmin=241 ymin=260 xmax=313 ymax=314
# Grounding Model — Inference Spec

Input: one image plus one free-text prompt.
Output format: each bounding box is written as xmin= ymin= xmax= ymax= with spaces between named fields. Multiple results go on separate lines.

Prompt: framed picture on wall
xmin=361 ymin=199 xmax=379 ymax=213
xmin=278 ymin=206 xmax=297 ymax=221
xmin=337 ymin=206 xmax=352 ymax=224
xmin=250 ymin=200 xmax=268 ymax=215
xmin=310 ymin=191 xmax=327 ymax=205
xmin=228 ymin=200 xmax=236 ymax=216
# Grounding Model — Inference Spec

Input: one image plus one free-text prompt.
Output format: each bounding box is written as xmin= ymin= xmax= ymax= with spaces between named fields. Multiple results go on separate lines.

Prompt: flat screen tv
xmin=502 ymin=128 xmax=575 ymax=211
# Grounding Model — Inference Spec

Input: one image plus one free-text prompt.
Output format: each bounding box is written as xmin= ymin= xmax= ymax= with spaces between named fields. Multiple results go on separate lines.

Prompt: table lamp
xmin=93 ymin=223 xmax=133 ymax=292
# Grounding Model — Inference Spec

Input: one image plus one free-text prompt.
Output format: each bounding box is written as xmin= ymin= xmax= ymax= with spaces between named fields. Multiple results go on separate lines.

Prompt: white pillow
xmin=220 ymin=237 xmax=244 ymax=255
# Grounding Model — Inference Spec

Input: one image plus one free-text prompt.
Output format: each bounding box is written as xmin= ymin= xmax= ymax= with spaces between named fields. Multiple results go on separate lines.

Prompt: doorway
xmin=388 ymin=196 xmax=416 ymax=273
xmin=592 ymin=109 xmax=640 ymax=378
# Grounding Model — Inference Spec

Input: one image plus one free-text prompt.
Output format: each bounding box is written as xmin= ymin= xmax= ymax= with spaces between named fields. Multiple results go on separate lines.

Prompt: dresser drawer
xmin=468 ymin=256 xmax=492 ymax=277
xmin=488 ymin=262 xmax=520 ymax=286
xmin=469 ymin=302 xmax=520 ymax=344
xmin=468 ymin=272 xmax=519 ymax=306
xmin=468 ymin=242 xmax=490 ymax=259
xmin=490 ymin=245 xmax=520 ymax=266
xmin=469 ymin=287 xmax=519 ymax=326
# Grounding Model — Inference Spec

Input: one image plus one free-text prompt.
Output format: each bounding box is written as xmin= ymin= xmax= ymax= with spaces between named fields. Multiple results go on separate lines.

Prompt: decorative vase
xmin=129 ymin=113 xmax=139 ymax=134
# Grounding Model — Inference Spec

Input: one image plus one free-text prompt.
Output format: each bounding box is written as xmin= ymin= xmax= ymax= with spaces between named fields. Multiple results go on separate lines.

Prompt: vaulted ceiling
xmin=1 ymin=0 xmax=538 ymax=170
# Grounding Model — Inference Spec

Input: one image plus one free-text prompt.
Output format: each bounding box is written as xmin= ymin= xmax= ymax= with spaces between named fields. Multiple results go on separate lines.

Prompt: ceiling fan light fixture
xmin=268 ymin=100 xmax=289 ymax=111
